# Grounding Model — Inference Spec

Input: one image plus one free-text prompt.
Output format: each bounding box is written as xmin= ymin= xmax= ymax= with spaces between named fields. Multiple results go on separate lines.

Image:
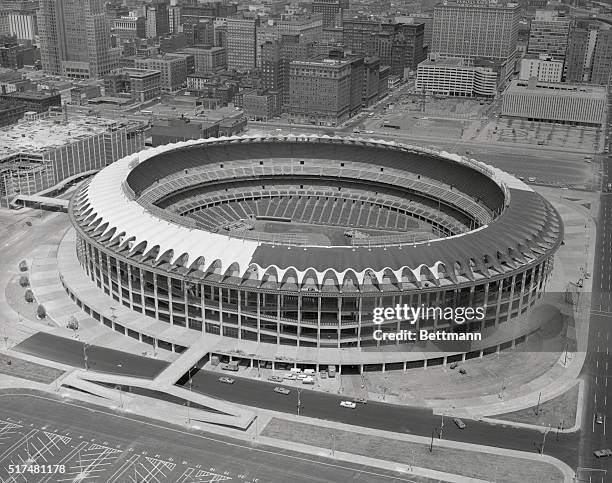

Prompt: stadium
xmin=66 ymin=134 xmax=563 ymax=372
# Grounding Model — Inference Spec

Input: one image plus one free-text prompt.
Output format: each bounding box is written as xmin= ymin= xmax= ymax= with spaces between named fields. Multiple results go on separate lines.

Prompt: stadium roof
xmin=71 ymin=135 xmax=562 ymax=288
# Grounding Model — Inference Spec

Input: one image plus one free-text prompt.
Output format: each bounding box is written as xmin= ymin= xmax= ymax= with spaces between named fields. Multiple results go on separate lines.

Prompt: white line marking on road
xmin=0 ymin=393 xmax=420 ymax=482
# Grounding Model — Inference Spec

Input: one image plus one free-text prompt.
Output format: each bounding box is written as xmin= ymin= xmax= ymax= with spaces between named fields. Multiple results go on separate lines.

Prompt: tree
xmin=19 ymin=275 xmax=29 ymax=287
xmin=66 ymin=316 xmax=79 ymax=332
xmin=37 ymin=304 xmax=46 ymax=319
xmin=24 ymin=289 xmax=34 ymax=303
xmin=18 ymin=260 xmax=28 ymax=272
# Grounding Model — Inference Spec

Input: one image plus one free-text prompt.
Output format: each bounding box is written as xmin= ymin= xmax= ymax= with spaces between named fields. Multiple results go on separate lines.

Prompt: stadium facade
xmin=66 ymin=135 xmax=563 ymax=372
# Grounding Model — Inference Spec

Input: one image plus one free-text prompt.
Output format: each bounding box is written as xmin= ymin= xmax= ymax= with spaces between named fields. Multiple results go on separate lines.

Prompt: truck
xmin=328 ymin=365 xmax=336 ymax=378
xmin=222 ymin=362 xmax=239 ymax=372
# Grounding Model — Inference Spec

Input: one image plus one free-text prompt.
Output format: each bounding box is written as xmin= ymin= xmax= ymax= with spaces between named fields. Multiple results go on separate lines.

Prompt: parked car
xmin=302 ymin=376 xmax=315 ymax=385
xmin=274 ymin=387 xmax=291 ymax=395
xmin=459 ymin=368 xmax=467 ymax=375
xmin=218 ymin=376 xmax=235 ymax=384
xmin=320 ymin=370 xmax=328 ymax=379
xmin=528 ymin=177 xmax=536 ymax=183
xmin=354 ymin=397 xmax=367 ymax=404
xmin=593 ymin=449 xmax=612 ymax=458
xmin=340 ymin=400 xmax=357 ymax=409
xmin=283 ymin=373 xmax=297 ymax=380
xmin=453 ymin=418 xmax=466 ymax=429
xmin=596 ymin=413 xmax=604 ymax=424
xmin=268 ymin=375 xmax=283 ymax=383
xmin=449 ymin=362 xmax=458 ymax=369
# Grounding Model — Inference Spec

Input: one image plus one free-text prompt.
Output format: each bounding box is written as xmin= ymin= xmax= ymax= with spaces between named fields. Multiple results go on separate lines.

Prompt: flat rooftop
xmin=507 ymin=80 xmax=607 ymax=99
xmin=0 ymin=114 xmax=142 ymax=159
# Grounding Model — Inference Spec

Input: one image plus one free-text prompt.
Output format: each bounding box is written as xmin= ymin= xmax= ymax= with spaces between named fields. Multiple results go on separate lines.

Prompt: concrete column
xmin=153 ymin=272 xmax=160 ymax=320
xmin=237 ymin=290 xmax=242 ymax=340
xmin=256 ymin=291 xmax=261 ymax=343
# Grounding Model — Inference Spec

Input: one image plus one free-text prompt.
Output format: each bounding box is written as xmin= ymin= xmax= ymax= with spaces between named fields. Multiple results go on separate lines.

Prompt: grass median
xmin=491 ymin=383 xmax=579 ymax=429
xmin=261 ymin=418 xmax=564 ymax=483
xmin=0 ymin=353 xmax=64 ymax=384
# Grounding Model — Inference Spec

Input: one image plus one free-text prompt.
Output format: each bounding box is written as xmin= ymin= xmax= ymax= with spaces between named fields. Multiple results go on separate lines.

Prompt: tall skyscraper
xmin=527 ymin=10 xmax=570 ymax=62
xmin=432 ymin=1 xmax=520 ymax=62
xmin=566 ymin=21 xmax=612 ymax=85
xmin=226 ymin=17 xmax=258 ymax=71
xmin=38 ymin=0 xmax=118 ymax=79
xmin=145 ymin=1 xmax=169 ymax=39
xmin=591 ymin=29 xmax=612 ymax=85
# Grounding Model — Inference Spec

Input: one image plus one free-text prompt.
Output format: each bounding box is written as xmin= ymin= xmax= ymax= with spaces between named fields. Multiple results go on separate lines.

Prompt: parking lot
xmin=0 ymin=417 xmax=252 ymax=483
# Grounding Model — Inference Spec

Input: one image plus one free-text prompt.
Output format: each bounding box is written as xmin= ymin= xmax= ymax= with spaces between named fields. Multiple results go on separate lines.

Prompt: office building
xmin=313 ymin=0 xmax=349 ymax=27
xmin=342 ymin=18 xmax=425 ymax=75
xmin=104 ymin=68 xmax=162 ymax=102
xmin=226 ymin=17 xmax=258 ymax=71
xmin=527 ymin=10 xmax=570 ymax=62
xmin=255 ymin=14 xmax=322 ymax=67
xmin=519 ymin=54 xmax=563 ymax=82
xmin=565 ymin=22 xmax=612 ymax=85
xmin=0 ymin=90 xmax=61 ymax=113
xmin=0 ymin=42 xmax=35 ymax=69
xmin=134 ymin=55 xmax=186 ymax=92
xmin=8 ymin=7 xmax=37 ymax=42
xmin=168 ymin=5 xmax=181 ymax=34
xmin=362 ymin=56 xmax=380 ymax=107
xmin=416 ymin=56 xmax=498 ymax=97
xmin=179 ymin=47 xmax=226 ymax=74
xmin=113 ymin=16 xmax=146 ymax=43
xmin=38 ymin=0 xmax=119 ymax=79
xmin=243 ymin=90 xmax=280 ymax=121
xmin=288 ymin=58 xmax=353 ymax=126
xmin=591 ymin=29 xmax=612 ymax=85
xmin=145 ymin=2 xmax=169 ymax=39
xmin=0 ymin=101 xmax=26 ymax=128
xmin=261 ymin=34 xmax=315 ymax=110
xmin=432 ymin=0 xmax=519 ymax=81
xmin=501 ymin=79 xmax=607 ymax=127
xmin=183 ymin=19 xmax=214 ymax=47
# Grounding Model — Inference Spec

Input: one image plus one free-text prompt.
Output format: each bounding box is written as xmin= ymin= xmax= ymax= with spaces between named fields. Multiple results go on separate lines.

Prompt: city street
xmin=0 ymin=390 xmax=424 ymax=483
xmin=12 ymin=333 xmax=580 ymax=469
xmin=576 ymin=107 xmax=612 ymax=480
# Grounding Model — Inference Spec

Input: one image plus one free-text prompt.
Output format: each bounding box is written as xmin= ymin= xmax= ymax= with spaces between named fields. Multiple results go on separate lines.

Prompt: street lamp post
xmin=429 ymin=427 xmax=436 ymax=453
xmin=83 ymin=343 xmax=89 ymax=371
xmin=297 ymin=388 xmax=302 ymax=415
xmin=540 ymin=425 xmax=551 ymax=455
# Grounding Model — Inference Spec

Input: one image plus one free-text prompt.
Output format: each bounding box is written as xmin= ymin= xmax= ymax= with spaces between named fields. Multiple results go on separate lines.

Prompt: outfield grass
xmin=0 ymin=353 xmax=64 ymax=384
xmin=261 ymin=418 xmax=564 ymax=483
xmin=491 ymin=383 xmax=579 ymax=429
